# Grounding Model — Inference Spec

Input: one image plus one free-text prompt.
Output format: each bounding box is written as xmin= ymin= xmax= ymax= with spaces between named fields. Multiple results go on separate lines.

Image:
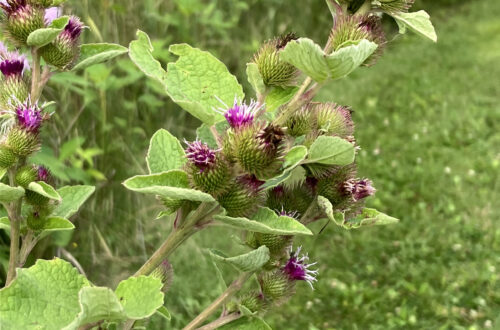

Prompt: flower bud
xmin=284 ymin=106 xmax=313 ymax=137
xmin=158 ymin=196 xmax=183 ymax=214
xmin=266 ymin=185 xmax=312 ymax=215
xmin=314 ymin=103 xmax=354 ymax=138
xmin=253 ymin=33 xmax=299 ymax=87
xmin=376 ymin=0 xmax=415 ymax=13
xmin=239 ymin=291 xmax=268 ymax=314
xmin=25 ymin=166 xmax=51 ymax=206
xmin=185 ymin=140 xmax=231 ymax=195
xmin=1 ymin=0 xmax=44 ymax=45
xmin=217 ymin=175 xmax=264 ymax=217
xmin=40 ymin=16 xmax=83 ymax=69
xmin=255 ymin=233 xmax=293 ymax=256
xmin=15 ymin=164 xmax=37 ymax=187
xmin=233 ymin=123 xmax=285 ymax=177
xmin=0 ymin=43 xmax=29 ymax=107
xmin=6 ymin=102 xmax=44 ymax=156
xmin=259 ymin=270 xmax=294 ymax=304
xmin=343 ymin=178 xmax=376 ymax=201
xmin=150 ymin=260 xmax=174 ymax=293
xmin=27 ymin=211 xmax=44 ymax=230
xmin=330 ymin=13 xmax=386 ymax=65
xmin=0 ymin=144 xmax=18 ymax=168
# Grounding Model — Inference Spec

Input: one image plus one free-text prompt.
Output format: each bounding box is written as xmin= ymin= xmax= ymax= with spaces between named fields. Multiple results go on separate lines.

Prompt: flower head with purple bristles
xmin=185 ymin=140 xmax=218 ymax=172
xmin=60 ymin=16 xmax=84 ymax=42
xmin=282 ymin=246 xmax=318 ymax=289
xmin=0 ymin=42 xmax=29 ymax=77
xmin=344 ymin=178 xmax=376 ymax=201
xmin=277 ymin=207 xmax=299 ymax=219
xmin=0 ymin=0 xmax=27 ymax=16
xmin=37 ymin=165 xmax=50 ymax=182
xmin=217 ymin=97 xmax=262 ymax=129
xmin=15 ymin=103 xmax=43 ymax=132
xmin=237 ymin=174 xmax=265 ymax=193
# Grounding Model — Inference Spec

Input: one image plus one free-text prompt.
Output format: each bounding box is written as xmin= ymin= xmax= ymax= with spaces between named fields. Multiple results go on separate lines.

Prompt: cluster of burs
xmin=0 ymin=0 xmax=83 ymax=227
xmin=165 ymin=0 xmax=414 ymax=312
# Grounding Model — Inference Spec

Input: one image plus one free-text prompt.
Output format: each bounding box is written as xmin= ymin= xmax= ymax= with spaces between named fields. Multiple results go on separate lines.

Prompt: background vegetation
xmin=1 ymin=0 xmax=499 ymax=328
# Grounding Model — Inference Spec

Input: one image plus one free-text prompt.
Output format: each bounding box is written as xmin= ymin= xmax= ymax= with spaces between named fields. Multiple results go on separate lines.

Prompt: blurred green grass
xmin=3 ymin=0 xmax=499 ymax=329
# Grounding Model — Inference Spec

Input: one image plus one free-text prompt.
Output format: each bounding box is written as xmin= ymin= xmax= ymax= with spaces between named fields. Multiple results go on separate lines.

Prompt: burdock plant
xmin=0 ymin=0 xmax=437 ymax=329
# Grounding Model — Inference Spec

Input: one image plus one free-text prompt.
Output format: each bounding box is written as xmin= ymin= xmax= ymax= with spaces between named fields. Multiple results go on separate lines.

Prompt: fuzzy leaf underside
xmin=165 ymin=43 xmax=244 ymax=125
xmin=343 ymin=208 xmax=400 ymax=228
xmin=219 ymin=317 xmax=272 ymax=330
xmin=391 ymin=10 xmax=437 ymax=42
xmin=123 ymin=170 xmax=215 ymax=202
xmin=262 ymin=145 xmax=308 ymax=189
xmin=146 ymin=129 xmax=186 ymax=173
xmin=280 ymin=38 xmax=378 ymax=82
xmin=73 ymin=43 xmax=128 ymax=71
xmin=209 ymin=246 xmax=270 ymax=272
xmin=215 ymin=207 xmax=313 ymax=235
xmin=0 ymin=183 xmax=24 ymax=202
xmin=27 ymin=16 xmax=70 ymax=47
xmin=51 ymin=185 xmax=95 ymax=219
xmin=0 ymin=258 xmax=90 ymax=329
xmin=246 ymin=62 xmax=266 ymax=96
xmin=27 ymin=181 xmax=62 ymax=201
xmin=305 ymin=136 xmax=355 ymax=166
xmin=265 ymin=86 xmax=299 ymax=112
xmin=128 ymin=30 xmax=168 ymax=85
xmin=114 ymin=276 xmax=165 ymax=319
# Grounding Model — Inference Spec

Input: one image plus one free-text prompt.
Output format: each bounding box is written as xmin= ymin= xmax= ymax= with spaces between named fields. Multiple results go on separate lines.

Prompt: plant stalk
xmin=31 ymin=48 xmax=42 ymax=101
xmin=197 ymin=313 xmax=242 ymax=330
xmin=183 ymin=272 xmax=253 ymax=330
xmin=5 ymin=169 xmax=23 ymax=286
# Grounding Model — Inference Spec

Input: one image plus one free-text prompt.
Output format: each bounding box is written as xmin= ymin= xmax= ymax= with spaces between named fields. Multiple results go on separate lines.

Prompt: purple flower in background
xmin=282 ymin=246 xmax=318 ymax=289
xmin=0 ymin=0 xmax=27 ymax=16
xmin=16 ymin=103 xmax=43 ymax=132
xmin=0 ymin=42 xmax=29 ymax=77
xmin=344 ymin=178 xmax=376 ymax=201
xmin=185 ymin=140 xmax=218 ymax=171
xmin=37 ymin=166 xmax=50 ymax=182
xmin=61 ymin=16 xmax=83 ymax=41
xmin=44 ymin=6 xmax=61 ymax=25
xmin=218 ymin=98 xmax=262 ymax=129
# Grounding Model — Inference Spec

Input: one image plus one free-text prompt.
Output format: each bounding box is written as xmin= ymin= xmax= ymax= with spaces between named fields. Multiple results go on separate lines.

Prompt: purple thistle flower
xmin=60 ymin=16 xmax=83 ymax=42
xmin=282 ymin=246 xmax=318 ymax=289
xmin=218 ymin=98 xmax=262 ymax=129
xmin=37 ymin=166 xmax=50 ymax=182
xmin=0 ymin=0 xmax=27 ymax=16
xmin=237 ymin=174 xmax=265 ymax=193
xmin=44 ymin=6 xmax=61 ymax=25
xmin=15 ymin=103 xmax=43 ymax=132
xmin=344 ymin=178 xmax=376 ymax=201
xmin=0 ymin=43 xmax=29 ymax=77
xmin=185 ymin=140 xmax=218 ymax=171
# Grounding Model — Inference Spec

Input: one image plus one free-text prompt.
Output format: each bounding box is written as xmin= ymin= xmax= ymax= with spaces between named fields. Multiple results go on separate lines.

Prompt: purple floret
xmin=282 ymin=246 xmax=318 ymax=289
xmin=16 ymin=103 xmax=43 ymax=132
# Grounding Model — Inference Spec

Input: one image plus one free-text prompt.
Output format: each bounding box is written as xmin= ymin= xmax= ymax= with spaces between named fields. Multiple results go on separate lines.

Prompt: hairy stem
xmin=197 ymin=313 xmax=242 ymax=330
xmin=30 ymin=48 xmax=41 ymax=101
xmin=183 ymin=272 xmax=253 ymax=330
xmin=355 ymin=0 xmax=372 ymax=16
xmin=5 ymin=169 xmax=23 ymax=286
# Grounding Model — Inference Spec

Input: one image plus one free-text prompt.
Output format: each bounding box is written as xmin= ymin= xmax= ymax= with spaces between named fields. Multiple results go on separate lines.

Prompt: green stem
xmin=274 ymin=77 xmax=312 ymax=126
xmin=5 ymin=169 xmax=23 ymax=286
xmin=197 ymin=313 xmax=242 ymax=330
xmin=183 ymin=272 xmax=253 ymax=330
xmin=355 ymin=0 xmax=372 ymax=15
xmin=30 ymin=48 xmax=41 ymax=101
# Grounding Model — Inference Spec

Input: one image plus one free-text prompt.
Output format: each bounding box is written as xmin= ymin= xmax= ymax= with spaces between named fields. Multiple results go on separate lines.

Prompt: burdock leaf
xmin=73 ymin=43 xmax=128 ymax=71
xmin=123 ymin=170 xmax=215 ymax=202
xmin=343 ymin=208 xmax=400 ymax=229
xmin=0 ymin=258 xmax=90 ymax=329
xmin=146 ymin=129 xmax=186 ymax=174
xmin=165 ymin=43 xmax=244 ymax=125
xmin=40 ymin=217 xmax=75 ymax=232
xmin=281 ymin=38 xmax=377 ymax=82
xmin=246 ymin=63 xmax=266 ymax=96
xmin=317 ymin=196 xmax=344 ymax=226
xmin=265 ymin=86 xmax=299 ymax=112
xmin=215 ymin=207 xmax=312 ymax=235
xmin=209 ymin=246 xmax=270 ymax=272
xmin=0 ymin=183 xmax=24 ymax=202
xmin=27 ymin=181 xmax=61 ymax=201
xmin=114 ymin=276 xmax=164 ymax=319
xmin=27 ymin=16 xmax=70 ymax=47
xmin=219 ymin=317 xmax=272 ymax=330
xmin=129 ymin=30 xmax=168 ymax=84
xmin=391 ymin=10 xmax=437 ymax=42
xmin=304 ymin=136 xmax=355 ymax=166
xmin=51 ymin=185 xmax=95 ymax=218
xmin=262 ymin=146 xmax=308 ymax=189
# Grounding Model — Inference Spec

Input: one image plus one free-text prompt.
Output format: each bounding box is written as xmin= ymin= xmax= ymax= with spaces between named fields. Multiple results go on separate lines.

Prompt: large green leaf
xmin=73 ymin=43 xmax=128 ymax=71
xmin=63 ymin=287 xmax=126 ymax=330
xmin=123 ymin=170 xmax=215 ymax=202
xmin=343 ymin=208 xmax=400 ymax=229
xmin=128 ymin=30 xmax=167 ymax=85
xmin=0 ymin=183 xmax=24 ymax=202
xmin=262 ymin=146 xmax=308 ymax=189
xmin=219 ymin=317 xmax=272 ymax=330
xmin=51 ymin=185 xmax=95 ymax=218
xmin=303 ymin=136 xmax=355 ymax=166
xmin=27 ymin=16 xmax=70 ymax=47
xmin=165 ymin=43 xmax=244 ymax=125
xmin=114 ymin=276 xmax=164 ymax=319
xmin=39 ymin=216 xmax=75 ymax=232
xmin=215 ymin=207 xmax=312 ymax=235
xmin=27 ymin=181 xmax=61 ymax=201
xmin=391 ymin=10 xmax=437 ymax=42
xmin=196 ymin=121 xmax=229 ymax=149
xmin=265 ymin=86 xmax=299 ymax=112
xmin=317 ymin=196 xmax=344 ymax=226
xmin=0 ymin=258 xmax=90 ymax=329
xmin=209 ymin=246 xmax=270 ymax=272
xmin=280 ymin=38 xmax=377 ymax=82
xmin=146 ymin=129 xmax=186 ymax=174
